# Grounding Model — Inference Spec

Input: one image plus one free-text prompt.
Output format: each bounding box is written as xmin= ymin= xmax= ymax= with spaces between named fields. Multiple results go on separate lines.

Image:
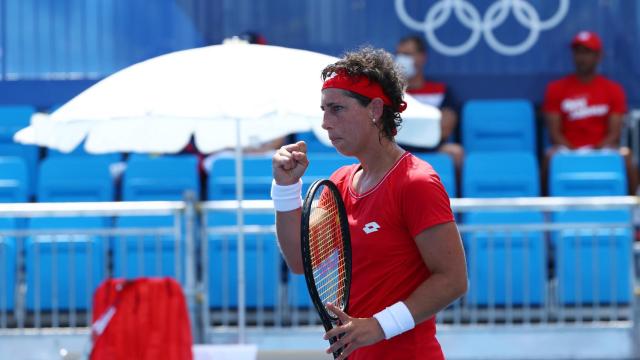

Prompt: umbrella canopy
xmin=15 ymin=43 xmax=440 ymax=154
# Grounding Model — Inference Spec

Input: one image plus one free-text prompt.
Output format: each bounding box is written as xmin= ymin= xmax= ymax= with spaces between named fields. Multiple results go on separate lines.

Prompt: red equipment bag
xmin=90 ymin=277 xmax=193 ymax=360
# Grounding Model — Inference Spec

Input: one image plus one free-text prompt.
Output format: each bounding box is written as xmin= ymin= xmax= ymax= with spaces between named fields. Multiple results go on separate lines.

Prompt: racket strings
xmin=308 ymin=187 xmax=347 ymax=310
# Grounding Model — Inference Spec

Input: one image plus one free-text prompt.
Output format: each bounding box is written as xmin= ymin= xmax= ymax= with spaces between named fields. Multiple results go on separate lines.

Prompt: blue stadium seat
xmin=463 ymin=152 xmax=539 ymax=198
xmin=464 ymin=211 xmax=546 ymax=306
xmin=414 ymin=152 xmax=456 ymax=198
xmin=26 ymin=158 xmax=112 ymax=311
xmin=0 ymin=105 xmax=35 ymax=142
xmin=0 ymin=143 xmax=39 ymax=196
xmin=552 ymin=210 xmax=632 ymax=305
xmin=549 ymin=151 xmax=631 ymax=305
xmin=462 ymin=99 xmax=536 ymax=154
xmin=0 ymin=238 xmax=16 ymax=312
xmin=207 ymin=155 xmax=280 ymax=309
xmin=0 ymin=157 xmax=27 ymax=312
xmin=295 ymin=131 xmax=337 ymax=154
xmin=462 ymin=152 xmax=545 ymax=306
xmin=549 ymin=151 xmax=627 ymax=196
xmin=114 ymin=154 xmax=198 ymax=281
xmin=113 ymin=216 xmax=185 ymax=281
xmin=208 ymin=155 xmax=272 ymax=201
xmin=0 ymin=156 xmax=29 ymax=202
xmin=123 ymin=154 xmax=200 ymax=201
xmin=25 ymin=217 xmax=107 ymax=311
xmin=38 ymin=157 xmax=114 ymax=202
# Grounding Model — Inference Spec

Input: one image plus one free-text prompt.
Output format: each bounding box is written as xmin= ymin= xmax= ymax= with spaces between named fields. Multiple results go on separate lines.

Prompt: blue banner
xmin=2 ymin=0 xmax=640 ymax=108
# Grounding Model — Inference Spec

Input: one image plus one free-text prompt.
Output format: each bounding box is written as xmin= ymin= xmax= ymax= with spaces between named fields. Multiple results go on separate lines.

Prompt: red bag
xmin=90 ymin=277 xmax=193 ymax=360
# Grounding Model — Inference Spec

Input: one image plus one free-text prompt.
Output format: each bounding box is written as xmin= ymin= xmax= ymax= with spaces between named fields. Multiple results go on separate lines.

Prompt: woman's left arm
xmin=404 ymin=220 xmax=468 ymax=324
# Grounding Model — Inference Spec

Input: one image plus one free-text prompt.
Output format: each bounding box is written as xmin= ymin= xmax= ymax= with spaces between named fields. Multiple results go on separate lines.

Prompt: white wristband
xmin=270 ymin=179 xmax=303 ymax=212
xmin=373 ymin=301 xmax=415 ymax=340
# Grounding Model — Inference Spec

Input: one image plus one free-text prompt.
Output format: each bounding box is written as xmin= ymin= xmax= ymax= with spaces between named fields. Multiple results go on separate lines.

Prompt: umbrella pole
xmin=235 ymin=117 xmax=247 ymax=344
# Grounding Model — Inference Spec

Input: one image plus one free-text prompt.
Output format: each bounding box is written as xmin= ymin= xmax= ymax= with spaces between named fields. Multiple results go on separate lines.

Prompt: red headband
xmin=322 ymin=71 xmax=407 ymax=113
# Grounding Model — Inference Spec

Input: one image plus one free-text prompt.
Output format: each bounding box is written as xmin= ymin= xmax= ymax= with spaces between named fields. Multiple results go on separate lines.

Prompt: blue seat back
xmin=208 ymin=155 xmax=272 ymax=201
xmin=463 ymin=152 xmax=539 ymax=198
xmin=123 ymin=154 xmax=199 ymax=201
xmin=26 ymin=217 xmax=107 ymax=311
xmin=462 ymin=99 xmax=535 ymax=153
xmin=549 ymin=151 xmax=627 ymax=196
xmin=552 ymin=212 xmax=632 ymax=305
xmin=0 ymin=105 xmax=34 ymax=142
xmin=113 ymin=215 xmax=184 ymax=281
xmin=464 ymin=211 xmax=546 ymax=306
xmin=0 ymin=238 xmax=16 ymax=311
xmin=0 ymin=156 xmax=29 ymax=202
xmin=38 ymin=157 xmax=114 ymax=202
xmin=414 ymin=152 xmax=456 ymax=198
xmin=549 ymin=151 xmax=632 ymax=305
xmin=0 ymin=144 xmax=39 ymax=196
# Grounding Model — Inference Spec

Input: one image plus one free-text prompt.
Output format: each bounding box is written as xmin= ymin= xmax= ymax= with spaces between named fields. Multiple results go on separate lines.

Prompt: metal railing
xmin=0 ymin=200 xmax=195 ymax=335
xmin=0 ymin=196 xmax=638 ymax=358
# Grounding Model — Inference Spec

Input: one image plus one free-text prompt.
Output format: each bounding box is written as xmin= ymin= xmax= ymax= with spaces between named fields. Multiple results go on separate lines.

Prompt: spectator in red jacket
xmin=543 ymin=30 xmax=636 ymax=194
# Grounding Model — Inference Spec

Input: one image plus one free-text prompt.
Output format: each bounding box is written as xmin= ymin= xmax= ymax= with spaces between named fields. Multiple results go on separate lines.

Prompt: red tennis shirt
xmin=329 ymin=152 xmax=454 ymax=360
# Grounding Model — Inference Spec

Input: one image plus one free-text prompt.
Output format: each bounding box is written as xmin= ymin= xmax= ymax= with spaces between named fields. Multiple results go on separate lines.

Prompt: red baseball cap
xmin=571 ymin=31 xmax=602 ymax=52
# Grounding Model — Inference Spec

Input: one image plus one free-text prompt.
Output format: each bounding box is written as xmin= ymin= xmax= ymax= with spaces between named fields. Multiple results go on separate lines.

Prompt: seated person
xmin=543 ymin=30 xmax=636 ymax=194
xmin=395 ymin=35 xmax=463 ymax=172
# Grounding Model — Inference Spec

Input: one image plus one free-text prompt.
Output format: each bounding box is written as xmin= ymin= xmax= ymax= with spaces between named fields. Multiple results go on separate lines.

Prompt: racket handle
xmin=328 ymin=334 xmax=347 ymax=360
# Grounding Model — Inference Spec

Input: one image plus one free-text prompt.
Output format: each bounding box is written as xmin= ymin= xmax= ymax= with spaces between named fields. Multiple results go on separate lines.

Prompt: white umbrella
xmin=13 ymin=43 xmax=440 ymax=343
xmin=14 ymin=43 xmax=440 ymax=153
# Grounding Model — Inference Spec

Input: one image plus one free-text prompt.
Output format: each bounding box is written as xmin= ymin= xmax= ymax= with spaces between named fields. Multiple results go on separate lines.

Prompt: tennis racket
xmin=301 ymin=179 xmax=352 ymax=359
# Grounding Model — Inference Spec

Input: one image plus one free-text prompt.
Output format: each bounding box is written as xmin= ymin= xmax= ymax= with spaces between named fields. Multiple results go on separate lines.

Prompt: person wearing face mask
xmin=395 ymin=35 xmax=463 ymax=178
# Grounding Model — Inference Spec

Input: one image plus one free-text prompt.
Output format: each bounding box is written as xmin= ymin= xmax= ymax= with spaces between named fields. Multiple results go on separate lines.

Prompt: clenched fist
xmin=272 ymin=141 xmax=309 ymax=185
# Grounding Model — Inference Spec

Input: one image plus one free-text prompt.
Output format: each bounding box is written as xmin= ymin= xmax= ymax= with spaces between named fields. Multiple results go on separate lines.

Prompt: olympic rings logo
xmin=395 ymin=0 xmax=570 ymax=56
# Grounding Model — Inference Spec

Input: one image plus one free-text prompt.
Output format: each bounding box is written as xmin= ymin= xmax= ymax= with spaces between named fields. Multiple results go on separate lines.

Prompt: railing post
xmin=633 ymin=240 xmax=640 ymax=358
xmin=183 ymin=191 xmax=201 ymax=343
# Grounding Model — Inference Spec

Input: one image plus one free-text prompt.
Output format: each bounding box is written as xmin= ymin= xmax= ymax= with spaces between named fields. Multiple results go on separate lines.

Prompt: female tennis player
xmin=271 ymin=47 xmax=467 ymax=360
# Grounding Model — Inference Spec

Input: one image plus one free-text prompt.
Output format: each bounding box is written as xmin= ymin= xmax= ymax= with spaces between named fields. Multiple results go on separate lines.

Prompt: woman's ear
xmin=369 ymin=98 xmax=385 ymax=120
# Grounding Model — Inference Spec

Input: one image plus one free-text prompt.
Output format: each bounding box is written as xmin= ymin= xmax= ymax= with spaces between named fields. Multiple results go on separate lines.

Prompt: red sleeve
xmin=609 ymin=81 xmax=627 ymax=115
xmin=401 ymin=172 xmax=455 ymax=238
xmin=542 ymin=80 xmax=562 ymax=114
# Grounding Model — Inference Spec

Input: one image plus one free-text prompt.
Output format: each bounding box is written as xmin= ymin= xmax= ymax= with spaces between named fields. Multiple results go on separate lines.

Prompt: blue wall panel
xmin=1 ymin=0 xmax=639 ymax=108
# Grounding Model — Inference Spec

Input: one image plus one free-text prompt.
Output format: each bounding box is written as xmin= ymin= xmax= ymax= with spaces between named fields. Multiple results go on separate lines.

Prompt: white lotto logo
xmin=395 ymin=0 xmax=570 ymax=56
xmin=363 ymin=222 xmax=381 ymax=234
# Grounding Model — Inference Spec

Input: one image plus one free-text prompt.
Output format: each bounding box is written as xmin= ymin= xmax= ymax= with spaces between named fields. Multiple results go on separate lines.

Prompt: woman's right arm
xmin=272 ymin=141 xmax=308 ymax=274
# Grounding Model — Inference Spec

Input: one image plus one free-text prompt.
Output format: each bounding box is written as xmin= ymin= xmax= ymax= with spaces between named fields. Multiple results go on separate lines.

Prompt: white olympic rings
xmin=395 ymin=0 xmax=570 ymax=56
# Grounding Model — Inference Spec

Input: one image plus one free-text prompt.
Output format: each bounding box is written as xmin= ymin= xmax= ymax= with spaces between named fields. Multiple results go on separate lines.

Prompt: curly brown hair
xmin=321 ymin=47 xmax=407 ymax=141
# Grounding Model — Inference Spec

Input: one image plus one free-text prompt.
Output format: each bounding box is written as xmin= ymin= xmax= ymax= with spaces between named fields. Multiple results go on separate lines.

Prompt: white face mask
xmin=395 ymin=54 xmax=416 ymax=79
